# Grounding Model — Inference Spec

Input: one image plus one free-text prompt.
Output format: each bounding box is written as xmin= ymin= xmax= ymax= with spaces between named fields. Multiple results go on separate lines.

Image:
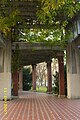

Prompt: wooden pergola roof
xmin=0 ymin=0 xmax=41 ymax=29
xmin=10 ymin=0 xmax=41 ymax=28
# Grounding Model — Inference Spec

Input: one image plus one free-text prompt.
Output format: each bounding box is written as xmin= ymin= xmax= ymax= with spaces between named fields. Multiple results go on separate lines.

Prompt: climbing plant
xmin=36 ymin=0 xmax=80 ymax=46
xmin=18 ymin=0 xmax=80 ymax=47
xmin=18 ymin=28 xmax=68 ymax=47
xmin=0 ymin=1 xmax=20 ymax=36
xmin=0 ymin=0 xmax=80 ymax=46
xmin=37 ymin=0 xmax=80 ymax=25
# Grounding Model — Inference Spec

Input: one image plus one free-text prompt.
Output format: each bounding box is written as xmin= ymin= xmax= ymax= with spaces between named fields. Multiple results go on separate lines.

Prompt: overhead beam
xmin=12 ymin=42 xmax=64 ymax=66
xmin=12 ymin=42 xmax=63 ymax=51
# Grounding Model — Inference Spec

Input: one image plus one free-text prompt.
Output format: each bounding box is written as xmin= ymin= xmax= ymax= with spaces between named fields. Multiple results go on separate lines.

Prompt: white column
xmin=0 ymin=40 xmax=11 ymax=100
xmin=67 ymin=44 xmax=80 ymax=99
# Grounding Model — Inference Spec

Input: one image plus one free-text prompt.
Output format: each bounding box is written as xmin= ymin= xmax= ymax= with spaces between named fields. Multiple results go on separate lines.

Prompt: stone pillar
xmin=19 ymin=67 xmax=23 ymax=91
xmin=12 ymin=71 xmax=18 ymax=96
xmin=47 ymin=60 xmax=52 ymax=93
xmin=0 ymin=40 xmax=12 ymax=100
xmin=67 ymin=44 xmax=80 ymax=98
xmin=32 ymin=64 xmax=36 ymax=91
xmin=58 ymin=53 xmax=65 ymax=97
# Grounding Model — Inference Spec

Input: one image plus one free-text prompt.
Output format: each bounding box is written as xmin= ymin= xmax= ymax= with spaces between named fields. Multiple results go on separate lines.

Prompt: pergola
xmin=7 ymin=1 xmax=65 ymax=97
xmin=0 ymin=1 xmax=66 ymax=100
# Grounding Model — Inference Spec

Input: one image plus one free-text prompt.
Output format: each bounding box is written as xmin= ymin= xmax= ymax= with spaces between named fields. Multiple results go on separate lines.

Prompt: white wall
xmin=67 ymin=44 xmax=80 ymax=99
xmin=0 ymin=40 xmax=11 ymax=100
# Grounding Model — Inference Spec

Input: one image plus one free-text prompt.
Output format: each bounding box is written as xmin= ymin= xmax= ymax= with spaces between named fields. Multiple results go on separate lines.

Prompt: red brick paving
xmin=0 ymin=91 xmax=80 ymax=120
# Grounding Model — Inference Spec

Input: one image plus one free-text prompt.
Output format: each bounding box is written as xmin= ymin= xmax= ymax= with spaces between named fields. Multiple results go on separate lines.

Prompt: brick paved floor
xmin=0 ymin=91 xmax=80 ymax=120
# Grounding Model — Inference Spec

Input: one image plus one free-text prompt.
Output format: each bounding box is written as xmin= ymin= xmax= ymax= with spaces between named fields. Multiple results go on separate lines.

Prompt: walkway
xmin=0 ymin=91 xmax=80 ymax=120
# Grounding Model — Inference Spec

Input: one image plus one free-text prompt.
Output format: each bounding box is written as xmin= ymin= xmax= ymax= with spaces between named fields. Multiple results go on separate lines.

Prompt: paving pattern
xmin=0 ymin=91 xmax=80 ymax=120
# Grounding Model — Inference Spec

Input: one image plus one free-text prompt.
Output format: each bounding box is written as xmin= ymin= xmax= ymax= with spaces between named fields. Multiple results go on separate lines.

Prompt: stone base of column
xmin=58 ymin=95 xmax=66 ymax=98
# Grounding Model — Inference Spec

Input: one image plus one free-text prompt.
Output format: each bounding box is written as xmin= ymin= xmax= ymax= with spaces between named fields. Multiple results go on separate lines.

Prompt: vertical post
xmin=58 ymin=52 xmax=65 ymax=97
xmin=12 ymin=71 xmax=18 ymax=96
xmin=47 ymin=60 xmax=52 ymax=93
xmin=32 ymin=64 xmax=36 ymax=91
xmin=19 ymin=67 xmax=23 ymax=91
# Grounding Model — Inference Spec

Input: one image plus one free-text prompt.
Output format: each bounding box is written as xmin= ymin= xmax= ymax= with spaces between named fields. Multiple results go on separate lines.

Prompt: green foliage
xmin=0 ymin=1 xmax=20 ymax=36
xmin=37 ymin=0 xmax=80 ymax=46
xmin=18 ymin=0 xmax=80 ymax=47
xmin=19 ymin=28 xmax=68 ymax=47
xmin=0 ymin=10 xmax=19 ymax=35
xmin=23 ymin=67 xmax=32 ymax=91
xmin=0 ymin=0 xmax=80 ymax=47
xmin=37 ymin=0 xmax=80 ymax=26
xmin=36 ymin=86 xmax=47 ymax=93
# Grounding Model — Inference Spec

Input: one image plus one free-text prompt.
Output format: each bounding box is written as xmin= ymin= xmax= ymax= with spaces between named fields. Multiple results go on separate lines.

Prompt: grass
xmin=36 ymin=86 xmax=47 ymax=93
